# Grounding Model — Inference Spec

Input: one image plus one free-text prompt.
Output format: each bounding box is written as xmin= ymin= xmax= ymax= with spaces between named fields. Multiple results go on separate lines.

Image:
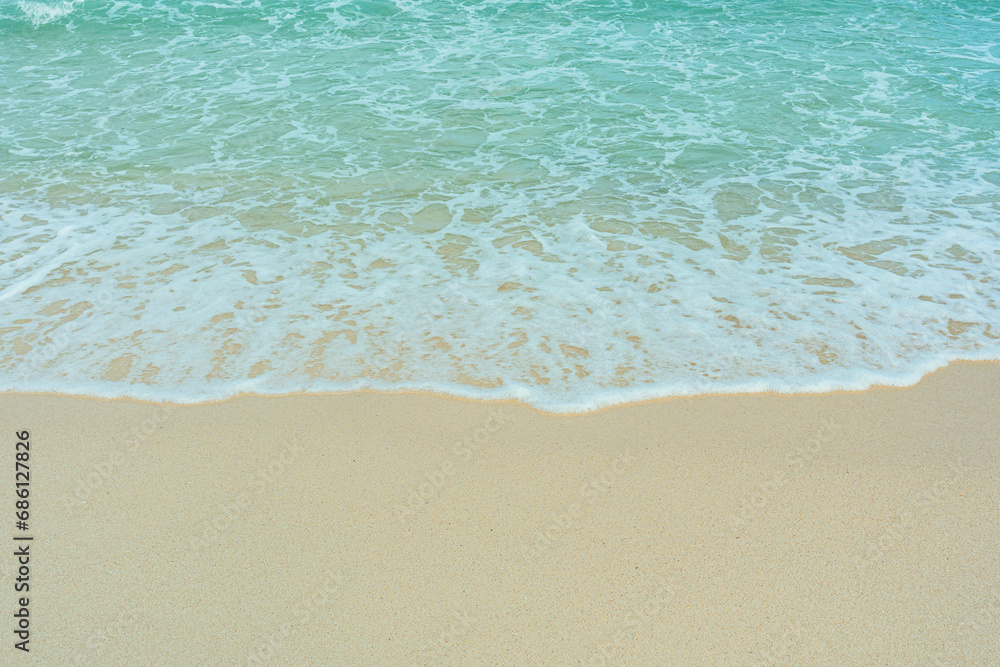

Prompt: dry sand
xmin=2 ymin=360 xmax=999 ymax=665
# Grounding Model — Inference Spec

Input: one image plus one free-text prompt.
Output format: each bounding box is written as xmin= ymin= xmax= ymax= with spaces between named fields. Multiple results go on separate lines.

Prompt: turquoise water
xmin=1 ymin=0 xmax=999 ymax=410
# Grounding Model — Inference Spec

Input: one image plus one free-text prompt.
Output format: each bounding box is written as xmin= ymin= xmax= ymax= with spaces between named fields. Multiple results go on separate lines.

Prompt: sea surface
xmin=1 ymin=0 xmax=998 ymax=411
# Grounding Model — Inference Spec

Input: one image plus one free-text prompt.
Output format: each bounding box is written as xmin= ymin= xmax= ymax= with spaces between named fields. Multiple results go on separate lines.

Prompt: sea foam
xmin=0 ymin=0 xmax=998 ymax=411
xmin=15 ymin=0 xmax=80 ymax=27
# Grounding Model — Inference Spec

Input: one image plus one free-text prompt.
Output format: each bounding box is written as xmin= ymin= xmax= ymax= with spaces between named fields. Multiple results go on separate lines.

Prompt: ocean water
xmin=0 ymin=0 xmax=998 ymax=411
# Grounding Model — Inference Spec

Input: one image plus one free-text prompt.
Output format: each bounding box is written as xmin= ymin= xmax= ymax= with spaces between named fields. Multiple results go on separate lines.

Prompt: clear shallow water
xmin=1 ymin=0 xmax=998 ymax=411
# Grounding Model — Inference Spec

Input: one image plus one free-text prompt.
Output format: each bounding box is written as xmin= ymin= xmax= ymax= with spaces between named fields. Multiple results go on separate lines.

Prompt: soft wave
xmin=1 ymin=0 xmax=998 ymax=411
xmin=16 ymin=0 xmax=81 ymax=27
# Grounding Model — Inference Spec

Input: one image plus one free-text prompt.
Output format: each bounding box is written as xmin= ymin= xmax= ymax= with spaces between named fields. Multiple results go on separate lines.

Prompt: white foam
xmin=2 ymin=0 xmax=999 ymax=411
xmin=16 ymin=0 xmax=81 ymax=27
xmin=5 ymin=353 xmax=999 ymax=415
xmin=0 ymin=185 xmax=997 ymax=412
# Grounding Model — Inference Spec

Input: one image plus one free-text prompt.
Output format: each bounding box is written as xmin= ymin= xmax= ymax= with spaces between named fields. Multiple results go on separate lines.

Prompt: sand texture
xmin=2 ymin=361 xmax=998 ymax=665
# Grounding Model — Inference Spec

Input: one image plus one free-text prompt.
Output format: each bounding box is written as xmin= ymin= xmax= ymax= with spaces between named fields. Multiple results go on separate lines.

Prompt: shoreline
xmin=2 ymin=359 xmax=998 ymax=663
xmin=3 ymin=358 xmax=999 ymax=416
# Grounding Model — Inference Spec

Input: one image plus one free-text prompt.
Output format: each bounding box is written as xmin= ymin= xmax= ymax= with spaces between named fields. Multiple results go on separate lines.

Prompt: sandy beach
xmin=0 ymin=360 xmax=996 ymax=664
xmin=4 ymin=2 xmax=999 ymax=664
